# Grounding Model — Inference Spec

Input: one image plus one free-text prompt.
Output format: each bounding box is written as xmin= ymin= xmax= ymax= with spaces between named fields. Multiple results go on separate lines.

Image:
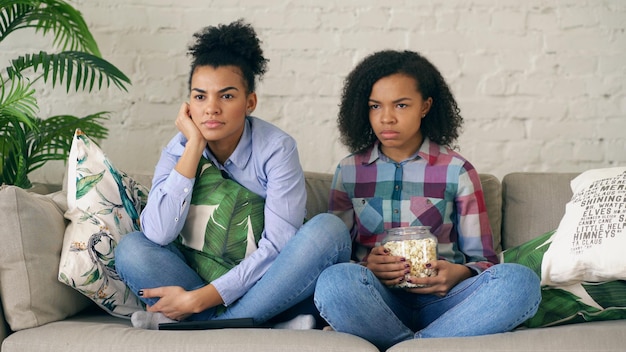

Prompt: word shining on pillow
xmin=542 ymin=167 xmax=626 ymax=286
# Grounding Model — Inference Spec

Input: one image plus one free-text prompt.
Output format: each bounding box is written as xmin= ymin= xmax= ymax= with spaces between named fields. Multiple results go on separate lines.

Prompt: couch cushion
xmin=303 ymin=171 xmax=334 ymax=219
xmin=501 ymin=172 xmax=578 ymax=249
xmin=1 ymin=313 xmax=379 ymax=352
xmin=0 ymin=186 xmax=92 ymax=331
xmin=387 ymin=319 xmax=626 ymax=352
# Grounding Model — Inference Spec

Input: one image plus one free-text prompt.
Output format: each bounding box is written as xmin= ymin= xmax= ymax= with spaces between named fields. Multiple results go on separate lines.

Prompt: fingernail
xmin=400 ymin=257 xmax=406 ymax=262
xmin=405 ymin=263 xmax=410 ymax=268
xmin=425 ymin=263 xmax=431 ymax=268
xmin=137 ymin=290 xmax=144 ymax=296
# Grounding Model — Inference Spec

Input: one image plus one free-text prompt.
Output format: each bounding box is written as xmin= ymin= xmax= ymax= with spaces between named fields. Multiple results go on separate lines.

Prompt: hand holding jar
xmin=381 ymin=226 xmax=438 ymax=288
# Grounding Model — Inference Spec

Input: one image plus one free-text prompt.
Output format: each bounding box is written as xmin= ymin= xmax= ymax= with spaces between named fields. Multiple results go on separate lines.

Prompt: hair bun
xmin=188 ymin=19 xmax=268 ymax=80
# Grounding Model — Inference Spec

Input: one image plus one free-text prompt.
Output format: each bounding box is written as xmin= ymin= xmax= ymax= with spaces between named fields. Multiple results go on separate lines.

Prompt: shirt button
xmin=174 ymin=217 xmax=179 ymax=222
xmin=183 ymin=188 xmax=189 ymax=193
xmin=393 ymin=209 xmax=398 ymax=213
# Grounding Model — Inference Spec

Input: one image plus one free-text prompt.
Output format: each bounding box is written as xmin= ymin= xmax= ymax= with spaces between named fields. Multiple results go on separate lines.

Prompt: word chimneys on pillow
xmin=59 ymin=129 xmax=148 ymax=317
xmin=542 ymin=167 xmax=626 ymax=286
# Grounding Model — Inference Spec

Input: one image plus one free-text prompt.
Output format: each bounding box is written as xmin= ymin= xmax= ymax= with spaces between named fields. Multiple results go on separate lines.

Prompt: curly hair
xmin=338 ymin=50 xmax=463 ymax=154
xmin=187 ymin=19 xmax=268 ymax=93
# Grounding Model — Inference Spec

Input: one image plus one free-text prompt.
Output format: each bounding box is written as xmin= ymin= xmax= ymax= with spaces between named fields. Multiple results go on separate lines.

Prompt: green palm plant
xmin=0 ymin=0 xmax=131 ymax=188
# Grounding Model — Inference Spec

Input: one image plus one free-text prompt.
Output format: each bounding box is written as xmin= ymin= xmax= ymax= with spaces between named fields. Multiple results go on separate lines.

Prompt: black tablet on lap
xmin=158 ymin=318 xmax=258 ymax=330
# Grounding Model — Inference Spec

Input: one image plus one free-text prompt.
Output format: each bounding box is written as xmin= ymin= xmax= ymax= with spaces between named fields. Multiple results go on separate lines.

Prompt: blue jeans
xmin=314 ymin=262 xmax=541 ymax=351
xmin=114 ymin=213 xmax=351 ymax=324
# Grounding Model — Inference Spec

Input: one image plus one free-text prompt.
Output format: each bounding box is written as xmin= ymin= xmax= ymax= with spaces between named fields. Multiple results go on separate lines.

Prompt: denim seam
xmin=361 ymin=266 xmax=410 ymax=334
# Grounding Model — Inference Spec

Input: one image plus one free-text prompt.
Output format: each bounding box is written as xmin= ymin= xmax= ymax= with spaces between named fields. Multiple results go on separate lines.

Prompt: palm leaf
xmin=0 ymin=1 xmax=131 ymax=188
xmin=0 ymin=118 xmax=29 ymax=187
xmin=0 ymin=0 xmax=100 ymax=55
xmin=0 ymin=1 xmax=35 ymax=44
xmin=19 ymin=113 xmax=108 ymax=178
xmin=6 ymin=51 xmax=130 ymax=92
xmin=583 ymin=281 xmax=626 ymax=308
xmin=205 ymin=191 xmax=240 ymax=259
xmin=0 ymin=76 xmax=38 ymax=186
xmin=0 ymin=76 xmax=38 ymax=127
xmin=502 ymin=230 xmax=555 ymax=277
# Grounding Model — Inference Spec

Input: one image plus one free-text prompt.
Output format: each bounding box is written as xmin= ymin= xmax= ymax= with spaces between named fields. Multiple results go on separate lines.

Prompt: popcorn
xmin=383 ymin=237 xmax=438 ymax=288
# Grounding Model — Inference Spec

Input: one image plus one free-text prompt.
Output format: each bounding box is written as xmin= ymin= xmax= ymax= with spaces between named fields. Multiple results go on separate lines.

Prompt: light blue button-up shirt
xmin=140 ymin=116 xmax=306 ymax=305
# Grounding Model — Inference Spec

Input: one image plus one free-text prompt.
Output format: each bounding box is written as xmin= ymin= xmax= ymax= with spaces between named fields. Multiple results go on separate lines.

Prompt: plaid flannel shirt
xmin=329 ymin=138 xmax=498 ymax=273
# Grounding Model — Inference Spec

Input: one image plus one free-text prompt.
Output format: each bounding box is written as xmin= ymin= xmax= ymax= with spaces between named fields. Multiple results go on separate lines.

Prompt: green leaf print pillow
xmin=175 ymin=157 xmax=265 ymax=284
xmin=500 ymin=230 xmax=626 ymax=328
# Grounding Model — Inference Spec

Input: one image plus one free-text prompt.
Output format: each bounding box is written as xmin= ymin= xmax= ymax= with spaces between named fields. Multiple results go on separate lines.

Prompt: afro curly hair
xmin=338 ymin=50 xmax=463 ymax=154
xmin=187 ymin=19 xmax=268 ymax=93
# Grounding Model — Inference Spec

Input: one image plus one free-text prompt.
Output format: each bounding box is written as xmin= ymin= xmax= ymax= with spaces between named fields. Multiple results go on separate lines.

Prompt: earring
xmin=422 ymin=113 xmax=426 ymax=118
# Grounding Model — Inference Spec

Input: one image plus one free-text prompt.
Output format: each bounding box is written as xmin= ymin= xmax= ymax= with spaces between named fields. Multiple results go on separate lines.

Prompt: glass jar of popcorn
xmin=382 ymin=226 xmax=438 ymax=288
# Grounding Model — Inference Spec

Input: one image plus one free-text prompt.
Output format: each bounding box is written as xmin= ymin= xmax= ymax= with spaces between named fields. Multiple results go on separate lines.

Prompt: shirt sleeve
xmin=328 ymin=163 xmax=357 ymax=240
xmin=140 ymin=134 xmax=195 ymax=245
xmin=455 ymin=162 xmax=499 ymax=273
xmin=211 ymin=136 xmax=306 ymax=306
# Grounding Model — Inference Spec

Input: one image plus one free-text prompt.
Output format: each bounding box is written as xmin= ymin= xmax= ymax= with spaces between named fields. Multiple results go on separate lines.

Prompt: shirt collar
xmin=363 ymin=137 xmax=439 ymax=165
xmin=218 ymin=117 xmax=252 ymax=170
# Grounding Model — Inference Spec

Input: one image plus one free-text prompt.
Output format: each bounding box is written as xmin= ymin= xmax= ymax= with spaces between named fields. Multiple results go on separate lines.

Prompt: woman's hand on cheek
xmin=404 ymin=260 xmax=474 ymax=297
xmin=366 ymin=245 xmax=410 ymax=287
xmin=175 ymin=102 xmax=204 ymax=145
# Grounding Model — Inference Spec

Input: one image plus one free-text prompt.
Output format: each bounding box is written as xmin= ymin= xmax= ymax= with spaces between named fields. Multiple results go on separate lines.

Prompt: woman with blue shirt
xmin=115 ymin=19 xmax=351 ymax=330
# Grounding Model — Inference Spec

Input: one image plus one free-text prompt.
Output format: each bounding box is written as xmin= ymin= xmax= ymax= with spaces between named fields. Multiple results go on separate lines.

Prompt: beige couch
xmin=1 ymin=171 xmax=625 ymax=352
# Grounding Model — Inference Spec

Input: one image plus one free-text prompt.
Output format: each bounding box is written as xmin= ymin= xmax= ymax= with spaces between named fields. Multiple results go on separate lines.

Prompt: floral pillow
xmin=501 ymin=230 xmax=626 ymax=328
xmin=59 ymin=129 xmax=148 ymax=318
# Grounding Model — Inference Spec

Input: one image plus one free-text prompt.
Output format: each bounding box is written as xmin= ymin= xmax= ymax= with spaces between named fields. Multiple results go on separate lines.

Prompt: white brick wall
xmin=3 ymin=0 xmax=625 ymax=184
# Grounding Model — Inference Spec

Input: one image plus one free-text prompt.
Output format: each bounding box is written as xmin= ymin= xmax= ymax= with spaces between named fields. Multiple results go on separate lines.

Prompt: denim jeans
xmin=114 ymin=213 xmax=351 ymax=324
xmin=314 ymin=262 xmax=541 ymax=351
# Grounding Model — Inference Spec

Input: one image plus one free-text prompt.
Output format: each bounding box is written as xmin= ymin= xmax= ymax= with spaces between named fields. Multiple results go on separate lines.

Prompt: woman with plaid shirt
xmin=314 ymin=50 xmax=541 ymax=351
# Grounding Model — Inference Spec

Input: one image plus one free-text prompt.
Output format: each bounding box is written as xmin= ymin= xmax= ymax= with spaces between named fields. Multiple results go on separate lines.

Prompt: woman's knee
xmin=114 ymin=231 xmax=149 ymax=271
xmin=316 ymin=263 xmax=359 ymax=293
xmin=494 ymin=263 xmax=542 ymax=301
xmin=499 ymin=263 xmax=540 ymax=285
xmin=304 ymin=213 xmax=350 ymax=244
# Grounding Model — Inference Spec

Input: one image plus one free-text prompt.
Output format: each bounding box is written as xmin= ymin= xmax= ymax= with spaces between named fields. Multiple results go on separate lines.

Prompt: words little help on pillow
xmin=570 ymin=170 xmax=626 ymax=250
